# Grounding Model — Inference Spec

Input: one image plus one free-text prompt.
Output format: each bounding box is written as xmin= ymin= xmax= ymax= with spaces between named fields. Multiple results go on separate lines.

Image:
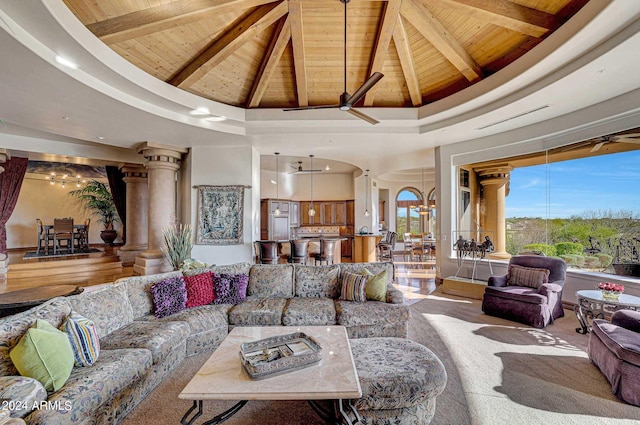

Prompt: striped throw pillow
xmin=507 ymin=264 xmax=550 ymax=289
xmin=340 ymin=271 xmax=368 ymax=303
xmin=61 ymin=312 xmax=100 ymax=367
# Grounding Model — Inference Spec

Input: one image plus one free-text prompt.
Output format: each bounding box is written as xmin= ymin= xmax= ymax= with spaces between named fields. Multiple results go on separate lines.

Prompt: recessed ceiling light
xmin=55 ymin=55 xmax=78 ymax=69
xmin=62 ymin=116 xmax=70 ymax=120
xmin=204 ymin=115 xmax=226 ymax=122
xmin=190 ymin=107 xmax=210 ymax=116
xmin=270 ymin=179 xmax=277 ymax=184
xmin=96 ymin=136 xmax=105 ymax=140
xmin=325 ymin=164 xmax=331 ymax=171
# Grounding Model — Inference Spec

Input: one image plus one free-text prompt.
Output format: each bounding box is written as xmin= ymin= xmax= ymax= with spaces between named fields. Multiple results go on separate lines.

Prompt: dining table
xmin=43 ymin=223 xmax=90 ymax=252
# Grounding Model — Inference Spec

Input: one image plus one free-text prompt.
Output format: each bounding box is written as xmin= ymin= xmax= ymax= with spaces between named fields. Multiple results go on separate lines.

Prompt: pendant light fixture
xmin=413 ymin=167 xmax=430 ymax=215
xmin=274 ymin=152 xmax=281 ymax=216
xmin=364 ymin=169 xmax=370 ymax=217
xmin=308 ymin=155 xmax=316 ymax=216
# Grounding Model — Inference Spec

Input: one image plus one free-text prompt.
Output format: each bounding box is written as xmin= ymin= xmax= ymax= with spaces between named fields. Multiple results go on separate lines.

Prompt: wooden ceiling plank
xmin=167 ymin=2 xmax=288 ymax=88
xmin=393 ymin=16 xmax=422 ymax=106
xmin=247 ymin=16 xmax=291 ymax=108
xmin=88 ymin=0 xmax=281 ymax=45
xmin=430 ymin=0 xmax=561 ymax=37
xmin=364 ymin=0 xmax=402 ymax=106
xmin=401 ymin=0 xmax=483 ymax=83
xmin=289 ymin=0 xmax=308 ymax=107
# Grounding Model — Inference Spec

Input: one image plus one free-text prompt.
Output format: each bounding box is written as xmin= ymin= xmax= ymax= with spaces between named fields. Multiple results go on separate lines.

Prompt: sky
xmin=506 ymin=150 xmax=640 ymax=218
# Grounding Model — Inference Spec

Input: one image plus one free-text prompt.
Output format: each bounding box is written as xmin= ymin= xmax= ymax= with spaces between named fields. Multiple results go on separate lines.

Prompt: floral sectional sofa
xmin=0 ymin=261 xmax=410 ymax=425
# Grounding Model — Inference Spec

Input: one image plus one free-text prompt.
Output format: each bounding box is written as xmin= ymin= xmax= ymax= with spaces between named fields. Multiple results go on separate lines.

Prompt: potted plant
xmin=69 ymin=180 xmax=118 ymax=245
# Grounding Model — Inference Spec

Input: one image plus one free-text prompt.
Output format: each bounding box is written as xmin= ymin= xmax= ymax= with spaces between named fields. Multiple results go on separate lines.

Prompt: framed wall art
xmin=196 ymin=185 xmax=245 ymax=245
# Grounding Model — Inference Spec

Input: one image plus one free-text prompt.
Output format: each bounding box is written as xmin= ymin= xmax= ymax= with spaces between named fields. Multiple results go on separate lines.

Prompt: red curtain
xmin=0 ymin=157 xmax=28 ymax=254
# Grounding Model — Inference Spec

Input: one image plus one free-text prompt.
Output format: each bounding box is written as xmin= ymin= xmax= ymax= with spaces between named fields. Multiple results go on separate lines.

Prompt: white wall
xmin=260 ymin=171 xmax=354 ymax=201
xmin=189 ymin=146 xmax=259 ymax=265
xmin=7 ymin=175 xmax=122 ymax=249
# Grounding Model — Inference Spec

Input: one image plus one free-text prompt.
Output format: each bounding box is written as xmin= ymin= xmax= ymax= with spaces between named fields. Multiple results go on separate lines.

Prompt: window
xmin=396 ymin=188 xmax=424 ymax=238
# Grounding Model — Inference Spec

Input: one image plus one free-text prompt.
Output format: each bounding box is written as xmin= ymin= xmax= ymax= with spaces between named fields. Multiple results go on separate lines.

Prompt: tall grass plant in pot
xmin=69 ymin=180 xmax=118 ymax=244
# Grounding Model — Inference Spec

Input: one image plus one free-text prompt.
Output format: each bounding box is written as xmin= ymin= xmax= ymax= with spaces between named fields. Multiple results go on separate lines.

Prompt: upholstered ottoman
xmin=350 ymin=337 xmax=447 ymax=425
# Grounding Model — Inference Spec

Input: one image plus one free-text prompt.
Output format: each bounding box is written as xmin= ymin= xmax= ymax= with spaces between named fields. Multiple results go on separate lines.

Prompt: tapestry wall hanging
xmin=196 ymin=185 xmax=244 ymax=245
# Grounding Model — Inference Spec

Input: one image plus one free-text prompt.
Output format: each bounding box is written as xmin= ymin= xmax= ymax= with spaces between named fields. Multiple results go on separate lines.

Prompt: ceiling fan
xmin=283 ymin=0 xmax=384 ymax=125
xmin=288 ymin=160 xmax=322 ymax=174
xmin=559 ymin=132 xmax=640 ymax=153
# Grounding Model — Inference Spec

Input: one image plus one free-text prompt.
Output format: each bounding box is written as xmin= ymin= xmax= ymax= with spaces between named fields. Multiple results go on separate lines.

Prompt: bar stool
xmin=288 ymin=239 xmax=309 ymax=265
xmin=256 ymin=240 xmax=279 ymax=264
xmin=314 ymin=238 xmax=337 ymax=265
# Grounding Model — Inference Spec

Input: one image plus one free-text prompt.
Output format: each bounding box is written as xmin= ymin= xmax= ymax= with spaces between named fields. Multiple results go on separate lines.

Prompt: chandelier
xmin=48 ymin=167 xmax=85 ymax=188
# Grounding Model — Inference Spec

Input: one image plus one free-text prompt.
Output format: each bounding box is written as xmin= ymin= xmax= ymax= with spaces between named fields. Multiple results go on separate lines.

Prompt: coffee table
xmin=574 ymin=289 xmax=640 ymax=334
xmin=179 ymin=325 xmax=362 ymax=425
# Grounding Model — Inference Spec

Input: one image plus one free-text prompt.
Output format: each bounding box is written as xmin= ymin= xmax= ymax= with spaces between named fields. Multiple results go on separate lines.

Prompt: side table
xmin=574 ymin=289 xmax=640 ymax=334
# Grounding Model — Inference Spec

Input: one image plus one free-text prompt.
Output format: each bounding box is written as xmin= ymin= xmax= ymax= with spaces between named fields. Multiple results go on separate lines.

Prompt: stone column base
xmin=0 ymin=254 xmax=9 ymax=277
xmin=134 ymin=256 xmax=172 ymax=275
xmin=488 ymin=251 xmax=512 ymax=260
xmin=118 ymin=249 xmax=146 ymax=267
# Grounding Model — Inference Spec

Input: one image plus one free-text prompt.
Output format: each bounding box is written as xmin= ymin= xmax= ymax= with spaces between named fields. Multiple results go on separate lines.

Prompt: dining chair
xmin=74 ymin=218 xmax=90 ymax=251
xmin=53 ymin=217 xmax=74 ymax=254
xmin=314 ymin=238 xmax=337 ymax=265
xmin=36 ymin=218 xmax=51 ymax=255
xmin=288 ymin=239 xmax=309 ymax=265
xmin=377 ymin=232 xmax=397 ymax=262
xmin=403 ymin=233 xmax=413 ymax=260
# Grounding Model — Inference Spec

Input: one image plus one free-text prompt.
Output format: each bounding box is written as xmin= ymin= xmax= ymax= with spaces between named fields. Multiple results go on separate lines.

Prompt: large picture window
xmin=396 ymin=188 xmax=423 ymax=238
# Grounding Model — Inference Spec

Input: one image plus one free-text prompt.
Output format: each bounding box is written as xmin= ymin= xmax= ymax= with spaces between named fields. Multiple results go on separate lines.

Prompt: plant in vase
xmin=161 ymin=222 xmax=209 ymax=271
xmin=597 ymin=281 xmax=625 ymax=300
xmin=69 ymin=180 xmax=118 ymax=244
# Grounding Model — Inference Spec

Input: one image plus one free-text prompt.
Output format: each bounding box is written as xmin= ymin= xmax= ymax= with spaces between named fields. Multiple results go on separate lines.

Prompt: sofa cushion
xmin=611 ymin=309 xmax=640 ymax=333
xmin=184 ymin=262 xmax=253 ymax=277
xmin=339 ymin=262 xmax=394 ymax=286
xmin=282 ymin=297 xmax=337 ymax=326
xmin=294 ymin=265 xmax=340 ymax=298
xmin=137 ymin=304 xmax=230 ymax=335
xmin=212 ymin=273 xmax=249 ymax=305
xmin=184 ymin=271 xmax=215 ymax=308
xmin=99 ymin=320 xmax=189 ymax=365
xmin=228 ymin=298 xmax=287 ymax=326
xmin=335 ymin=300 xmax=411 ymax=328
xmin=339 ymin=271 xmax=368 ymax=303
xmin=591 ymin=319 xmax=640 ymax=367
xmin=26 ymin=349 xmax=152 ymax=425
xmin=67 ymin=284 xmax=134 ymax=339
xmin=9 ymin=319 xmax=75 ymax=392
xmin=0 ymin=298 xmax=71 ymax=376
xmin=248 ymin=264 xmax=294 ymax=298
xmin=0 ymin=376 xmax=47 ymax=418
xmin=363 ymin=269 xmax=387 ymax=302
xmin=484 ymin=285 xmax=547 ymax=305
xmin=507 ymin=264 xmax=549 ymax=289
xmin=60 ymin=312 xmax=100 ymax=367
xmin=116 ymin=271 xmax=184 ymax=319
xmin=151 ymin=276 xmax=187 ymax=318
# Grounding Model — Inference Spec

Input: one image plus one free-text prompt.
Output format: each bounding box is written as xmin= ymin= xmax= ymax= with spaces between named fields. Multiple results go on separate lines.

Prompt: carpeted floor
xmin=120 ymin=290 xmax=640 ymax=425
xmin=22 ymin=248 xmax=102 ymax=259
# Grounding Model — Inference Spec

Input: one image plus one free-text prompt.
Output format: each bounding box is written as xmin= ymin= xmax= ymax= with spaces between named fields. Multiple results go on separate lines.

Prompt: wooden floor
xmin=1 ymin=249 xmax=435 ymax=304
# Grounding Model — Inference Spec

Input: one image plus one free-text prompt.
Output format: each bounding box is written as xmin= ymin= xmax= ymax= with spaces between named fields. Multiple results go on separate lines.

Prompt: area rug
xmin=120 ymin=291 xmax=640 ymax=425
xmin=22 ymin=248 xmax=102 ymax=259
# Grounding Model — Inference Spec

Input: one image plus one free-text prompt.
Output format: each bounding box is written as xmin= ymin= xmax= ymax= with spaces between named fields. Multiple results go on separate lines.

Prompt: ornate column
xmin=475 ymin=164 xmax=513 ymax=260
xmin=118 ymin=164 xmax=148 ymax=265
xmin=134 ymin=142 xmax=188 ymax=275
xmin=0 ymin=149 xmax=9 ymax=279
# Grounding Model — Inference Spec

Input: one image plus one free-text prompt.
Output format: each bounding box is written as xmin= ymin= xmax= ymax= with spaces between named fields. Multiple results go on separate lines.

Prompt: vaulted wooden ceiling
xmin=63 ymin=0 xmax=589 ymax=110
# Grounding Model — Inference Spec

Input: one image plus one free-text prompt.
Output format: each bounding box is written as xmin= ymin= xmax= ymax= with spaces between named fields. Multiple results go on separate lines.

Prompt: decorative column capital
xmin=119 ymin=164 xmax=148 ymax=182
xmin=136 ymin=142 xmax=188 ymax=172
xmin=475 ymin=164 xmax=513 ymax=186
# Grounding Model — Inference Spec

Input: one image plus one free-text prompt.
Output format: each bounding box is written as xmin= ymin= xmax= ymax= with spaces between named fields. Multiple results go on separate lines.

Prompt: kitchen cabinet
xmin=346 ymin=200 xmax=355 ymax=225
xmin=289 ymin=201 xmax=300 ymax=227
xmin=260 ymin=199 xmax=291 ymax=240
xmin=300 ymin=201 xmax=317 ymax=225
xmin=341 ymin=237 xmax=353 ymax=259
xmin=319 ymin=201 xmax=347 ymax=225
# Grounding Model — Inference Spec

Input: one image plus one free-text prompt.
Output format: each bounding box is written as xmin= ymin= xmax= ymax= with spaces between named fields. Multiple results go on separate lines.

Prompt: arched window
xmin=396 ymin=188 xmax=424 ymax=238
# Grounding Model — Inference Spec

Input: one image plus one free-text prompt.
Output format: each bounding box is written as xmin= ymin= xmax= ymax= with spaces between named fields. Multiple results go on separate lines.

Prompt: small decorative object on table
xmin=239 ymin=332 xmax=322 ymax=380
xmin=598 ymin=281 xmax=625 ymax=300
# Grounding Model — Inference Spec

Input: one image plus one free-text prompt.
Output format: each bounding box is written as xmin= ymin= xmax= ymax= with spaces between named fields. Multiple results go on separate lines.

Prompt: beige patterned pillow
xmin=507 ymin=264 xmax=550 ymax=289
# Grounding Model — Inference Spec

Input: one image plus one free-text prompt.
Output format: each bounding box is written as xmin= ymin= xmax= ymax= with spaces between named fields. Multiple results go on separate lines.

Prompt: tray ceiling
xmin=63 ymin=0 xmax=588 ymax=111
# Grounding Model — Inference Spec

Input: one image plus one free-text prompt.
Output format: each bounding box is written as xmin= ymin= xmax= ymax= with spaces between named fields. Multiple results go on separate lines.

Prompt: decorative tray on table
xmin=239 ymin=332 xmax=322 ymax=380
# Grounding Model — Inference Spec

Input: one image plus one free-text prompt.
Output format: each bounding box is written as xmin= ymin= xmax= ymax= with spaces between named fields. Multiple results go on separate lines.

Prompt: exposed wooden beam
xmin=364 ymin=0 xmax=402 ymax=107
xmin=430 ymin=0 xmax=561 ymax=37
xmin=401 ymin=0 xmax=483 ymax=83
xmin=289 ymin=0 xmax=308 ymax=107
xmin=168 ymin=2 xmax=288 ymax=88
xmin=247 ymin=16 xmax=291 ymax=108
xmin=393 ymin=15 xmax=422 ymax=107
xmin=88 ymin=0 xmax=281 ymax=45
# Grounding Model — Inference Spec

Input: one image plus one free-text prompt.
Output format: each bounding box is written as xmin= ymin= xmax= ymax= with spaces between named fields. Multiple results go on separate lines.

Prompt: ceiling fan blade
xmin=615 ymin=137 xmax=640 ymax=144
xmin=590 ymin=142 xmax=605 ymax=152
xmin=346 ymin=108 xmax=379 ymax=125
xmin=346 ymin=72 xmax=384 ymax=106
xmin=283 ymin=104 xmax=339 ymax=111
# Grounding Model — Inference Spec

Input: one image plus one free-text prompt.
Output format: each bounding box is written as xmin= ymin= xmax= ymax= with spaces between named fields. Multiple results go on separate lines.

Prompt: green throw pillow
xmin=10 ymin=319 xmax=75 ymax=392
xmin=363 ymin=269 xmax=387 ymax=301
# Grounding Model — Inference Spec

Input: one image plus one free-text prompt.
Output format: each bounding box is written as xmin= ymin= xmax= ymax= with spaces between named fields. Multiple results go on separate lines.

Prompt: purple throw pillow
xmin=212 ymin=273 xmax=249 ymax=305
xmin=151 ymin=276 xmax=187 ymax=318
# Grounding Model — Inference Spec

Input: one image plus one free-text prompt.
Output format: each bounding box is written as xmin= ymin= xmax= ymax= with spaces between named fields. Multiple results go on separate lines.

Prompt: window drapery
xmin=0 ymin=157 xmax=28 ymax=253
xmin=105 ymin=165 xmax=127 ymax=243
